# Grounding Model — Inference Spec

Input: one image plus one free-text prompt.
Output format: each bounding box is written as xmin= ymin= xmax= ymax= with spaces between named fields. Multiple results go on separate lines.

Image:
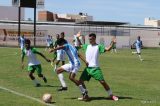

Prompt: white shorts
xmin=136 ymin=48 xmax=141 ymax=54
xmin=47 ymin=43 xmax=50 ymax=47
xmin=61 ymin=63 xmax=80 ymax=74
xmin=57 ymin=50 xmax=65 ymax=61
xmin=20 ymin=45 xmax=24 ymax=50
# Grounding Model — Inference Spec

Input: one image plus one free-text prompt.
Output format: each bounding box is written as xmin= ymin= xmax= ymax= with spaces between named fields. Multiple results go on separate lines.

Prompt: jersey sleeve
xmin=98 ymin=44 xmax=105 ymax=53
xmin=82 ymin=44 xmax=88 ymax=52
xmin=63 ymin=44 xmax=68 ymax=50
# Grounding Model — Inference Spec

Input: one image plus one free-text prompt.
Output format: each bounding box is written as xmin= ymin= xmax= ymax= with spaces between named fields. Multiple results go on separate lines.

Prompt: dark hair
xmin=56 ymin=38 xmax=67 ymax=45
xmin=61 ymin=32 xmax=65 ymax=36
xmin=25 ymin=39 xmax=30 ymax=44
xmin=89 ymin=33 xmax=96 ymax=38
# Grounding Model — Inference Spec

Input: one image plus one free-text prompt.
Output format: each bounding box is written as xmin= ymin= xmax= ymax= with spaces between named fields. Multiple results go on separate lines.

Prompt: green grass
xmin=0 ymin=47 xmax=160 ymax=106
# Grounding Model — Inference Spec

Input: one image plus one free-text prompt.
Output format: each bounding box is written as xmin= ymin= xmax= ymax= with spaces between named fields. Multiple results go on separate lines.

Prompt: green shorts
xmin=80 ymin=67 xmax=104 ymax=81
xmin=28 ymin=64 xmax=42 ymax=74
xmin=53 ymin=51 xmax=57 ymax=58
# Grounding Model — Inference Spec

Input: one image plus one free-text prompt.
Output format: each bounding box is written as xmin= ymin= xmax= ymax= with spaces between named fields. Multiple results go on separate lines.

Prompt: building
xmin=38 ymin=11 xmax=53 ymax=21
xmin=0 ymin=6 xmax=25 ymax=21
xmin=38 ymin=11 xmax=93 ymax=22
xmin=144 ymin=17 xmax=160 ymax=27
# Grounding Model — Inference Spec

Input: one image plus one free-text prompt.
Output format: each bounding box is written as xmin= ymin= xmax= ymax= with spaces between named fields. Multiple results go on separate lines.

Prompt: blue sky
xmin=0 ymin=0 xmax=160 ymax=25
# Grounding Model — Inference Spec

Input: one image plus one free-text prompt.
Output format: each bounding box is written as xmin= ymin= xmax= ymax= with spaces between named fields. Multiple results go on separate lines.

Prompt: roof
xmin=76 ymin=21 xmax=128 ymax=26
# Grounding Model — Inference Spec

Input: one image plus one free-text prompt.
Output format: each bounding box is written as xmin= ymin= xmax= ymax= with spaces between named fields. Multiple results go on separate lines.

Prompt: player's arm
xmin=36 ymin=51 xmax=50 ymax=62
xmin=104 ymin=42 xmax=113 ymax=52
xmin=76 ymin=36 xmax=83 ymax=48
xmin=78 ymin=52 xmax=88 ymax=67
xmin=49 ymin=45 xmax=65 ymax=53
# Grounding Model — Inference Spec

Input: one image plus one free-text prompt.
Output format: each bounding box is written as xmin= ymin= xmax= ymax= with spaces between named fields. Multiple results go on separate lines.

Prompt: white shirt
xmin=23 ymin=48 xmax=40 ymax=66
xmin=86 ymin=45 xmax=99 ymax=67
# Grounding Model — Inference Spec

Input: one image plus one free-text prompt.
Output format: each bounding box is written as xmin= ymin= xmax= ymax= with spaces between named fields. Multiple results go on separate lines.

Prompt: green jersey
xmin=22 ymin=47 xmax=40 ymax=66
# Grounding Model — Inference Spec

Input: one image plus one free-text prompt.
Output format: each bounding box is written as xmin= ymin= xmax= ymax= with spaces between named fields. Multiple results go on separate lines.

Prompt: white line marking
xmin=0 ymin=86 xmax=55 ymax=106
xmin=1 ymin=52 xmax=18 ymax=57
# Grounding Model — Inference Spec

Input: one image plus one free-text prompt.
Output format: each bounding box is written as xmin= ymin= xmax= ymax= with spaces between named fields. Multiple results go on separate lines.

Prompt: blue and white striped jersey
xmin=63 ymin=44 xmax=80 ymax=65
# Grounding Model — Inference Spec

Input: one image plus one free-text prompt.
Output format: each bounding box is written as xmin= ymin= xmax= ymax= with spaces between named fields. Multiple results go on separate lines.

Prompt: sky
xmin=0 ymin=0 xmax=160 ymax=25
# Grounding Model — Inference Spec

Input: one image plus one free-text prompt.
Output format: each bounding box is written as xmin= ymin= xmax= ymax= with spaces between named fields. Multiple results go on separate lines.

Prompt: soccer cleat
xmin=35 ymin=83 xmax=41 ymax=87
xmin=111 ymin=95 xmax=119 ymax=101
xmin=57 ymin=87 xmax=68 ymax=91
xmin=140 ymin=59 xmax=144 ymax=61
xmin=43 ymin=77 xmax=47 ymax=83
xmin=78 ymin=91 xmax=90 ymax=101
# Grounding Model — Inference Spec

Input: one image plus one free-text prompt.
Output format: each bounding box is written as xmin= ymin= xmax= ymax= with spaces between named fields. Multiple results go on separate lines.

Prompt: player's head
xmin=25 ymin=39 xmax=31 ymax=49
xmin=88 ymin=33 xmax=96 ymax=44
xmin=56 ymin=38 xmax=67 ymax=46
xmin=22 ymin=34 xmax=24 ymax=38
xmin=137 ymin=36 xmax=141 ymax=40
xmin=60 ymin=32 xmax=65 ymax=38
xmin=56 ymin=34 xmax=60 ymax=39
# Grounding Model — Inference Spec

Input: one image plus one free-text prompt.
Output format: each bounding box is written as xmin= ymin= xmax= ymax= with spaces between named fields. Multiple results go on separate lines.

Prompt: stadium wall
xmin=0 ymin=21 xmax=160 ymax=48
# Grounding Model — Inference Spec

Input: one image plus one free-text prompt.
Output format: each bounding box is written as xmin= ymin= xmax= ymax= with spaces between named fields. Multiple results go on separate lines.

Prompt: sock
xmin=107 ymin=89 xmax=113 ymax=96
xmin=138 ymin=55 xmax=142 ymax=60
xmin=32 ymin=79 xmax=39 ymax=85
xmin=58 ymin=73 xmax=67 ymax=87
xmin=114 ymin=49 xmax=117 ymax=53
xmin=54 ymin=65 xmax=57 ymax=72
xmin=132 ymin=51 xmax=137 ymax=54
xmin=79 ymin=85 xmax=86 ymax=94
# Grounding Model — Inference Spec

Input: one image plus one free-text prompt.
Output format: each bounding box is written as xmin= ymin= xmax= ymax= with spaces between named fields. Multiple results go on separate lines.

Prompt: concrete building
xmin=38 ymin=11 xmax=93 ymax=22
xmin=144 ymin=17 xmax=160 ymax=27
xmin=0 ymin=6 xmax=25 ymax=21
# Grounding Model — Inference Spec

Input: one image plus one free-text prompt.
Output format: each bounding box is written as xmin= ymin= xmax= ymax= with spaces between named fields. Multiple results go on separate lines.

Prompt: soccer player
xmin=77 ymin=33 xmax=118 ymax=101
xmin=132 ymin=36 xmax=143 ymax=61
xmin=72 ymin=31 xmax=82 ymax=50
xmin=49 ymin=38 xmax=87 ymax=95
xmin=45 ymin=35 xmax=52 ymax=51
xmin=21 ymin=39 xmax=50 ymax=87
xmin=51 ymin=34 xmax=67 ymax=91
xmin=110 ymin=36 xmax=117 ymax=53
xmin=19 ymin=34 xmax=25 ymax=52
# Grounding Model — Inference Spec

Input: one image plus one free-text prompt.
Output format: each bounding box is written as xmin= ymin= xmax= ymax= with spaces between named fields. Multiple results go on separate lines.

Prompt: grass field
xmin=0 ymin=47 xmax=160 ymax=106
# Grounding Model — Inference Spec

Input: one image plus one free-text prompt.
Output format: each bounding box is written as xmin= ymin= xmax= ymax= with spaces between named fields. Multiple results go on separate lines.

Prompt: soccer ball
xmin=42 ymin=93 xmax=52 ymax=103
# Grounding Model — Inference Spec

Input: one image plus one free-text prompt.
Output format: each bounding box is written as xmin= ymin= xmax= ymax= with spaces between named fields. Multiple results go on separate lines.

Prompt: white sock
xmin=138 ymin=55 xmax=142 ymax=60
xmin=79 ymin=85 xmax=86 ymax=94
xmin=58 ymin=73 xmax=67 ymax=87
xmin=107 ymin=89 xmax=113 ymax=96
xmin=32 ymin=79 xmax=39 ymax=85
xmin=132 ymin=51 xmax=137 ymax=54
xmin=114 ymin=49 xmax=117 ymax=53
xmin=54 ymin=65 xmax=57 ymax=72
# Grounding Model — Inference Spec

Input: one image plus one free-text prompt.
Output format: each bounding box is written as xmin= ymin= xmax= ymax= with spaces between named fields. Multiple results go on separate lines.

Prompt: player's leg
xmin=56 ymin=66 xmax=67 ymax=91
xmin=36 ymin=65 xmax=47 ymax=83
xmin=99 ymin=80 xmax=118 ymax=101
xmin=91 ymin=67 xmax=118 ymax=101
xmin=137 ymin=48 xmax=143 ymax=61
xmin=28 ymin=66 xmax=40 ymax=87
xmin=114 ymin=48 xmax=117 ymax=53
xmin=78 ymin=68 xmax=91 ymax=101
xmin=69 ymin=72 xmax=79 ymax=85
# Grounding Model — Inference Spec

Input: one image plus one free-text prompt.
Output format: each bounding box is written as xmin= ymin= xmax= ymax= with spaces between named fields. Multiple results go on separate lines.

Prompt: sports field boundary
xmin=0 ymin=86 xmax=55 ymax=106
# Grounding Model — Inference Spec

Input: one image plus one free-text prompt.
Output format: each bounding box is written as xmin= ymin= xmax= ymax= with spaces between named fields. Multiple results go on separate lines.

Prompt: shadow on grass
xmin=67 ymin=96 xmax=133 ymax=101
xmin=39 ymin=85 xmax=60 ymax=88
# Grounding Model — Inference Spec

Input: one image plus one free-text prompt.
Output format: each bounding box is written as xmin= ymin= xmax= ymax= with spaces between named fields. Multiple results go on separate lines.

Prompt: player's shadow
xmin=68 ymin=96 xmax=133 ymax=101
xmin=40 ymin=85 xmax=60 ymax=88
xmin=89 ymin=96 xmax=133 ymax=101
